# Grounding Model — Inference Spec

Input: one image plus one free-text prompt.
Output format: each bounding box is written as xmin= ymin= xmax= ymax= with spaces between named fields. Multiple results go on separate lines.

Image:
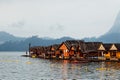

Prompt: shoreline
xmin=21 ymin=54 xmax=120 ymax=63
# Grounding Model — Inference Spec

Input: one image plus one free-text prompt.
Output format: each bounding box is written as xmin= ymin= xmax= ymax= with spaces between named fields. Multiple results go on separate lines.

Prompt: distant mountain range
xmin=97 ymin=11 xmax=120 ymax=43
xmin=0 ymin=31 xmax=25 ymax=44
xmin=108 ymin=11 xmax=120 ymax=34
xmin=0 ymin=12 xmax=120 ymax=51
xmin=0 ymin=34 xmax=73 ymax=51
xmin=84 ymin=11 xmax=120 ymax=43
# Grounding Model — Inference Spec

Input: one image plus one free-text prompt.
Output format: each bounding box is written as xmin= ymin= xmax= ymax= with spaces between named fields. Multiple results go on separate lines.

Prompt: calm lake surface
xmin=0 ymin=52 xmax=120 ymax=80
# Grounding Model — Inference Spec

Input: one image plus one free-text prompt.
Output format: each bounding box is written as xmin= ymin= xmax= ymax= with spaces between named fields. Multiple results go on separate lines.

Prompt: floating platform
xmin=21 ymin=55 xmax=30 ymax=57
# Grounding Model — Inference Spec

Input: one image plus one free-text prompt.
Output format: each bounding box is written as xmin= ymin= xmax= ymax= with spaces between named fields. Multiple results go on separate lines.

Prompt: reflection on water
xmin=0 ymin=52 xmax=120 ymax=80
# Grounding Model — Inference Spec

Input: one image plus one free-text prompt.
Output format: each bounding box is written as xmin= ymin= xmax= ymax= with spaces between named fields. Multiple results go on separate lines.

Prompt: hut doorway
xmin=110 ymin=51 xmax=116 ymax=58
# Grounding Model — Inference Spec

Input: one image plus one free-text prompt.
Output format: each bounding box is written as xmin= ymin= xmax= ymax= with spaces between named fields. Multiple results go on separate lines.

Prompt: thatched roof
xmin=51 ymin=44 xmax=60 ymax=50
xmin=114 ymin=43 xmax=120 ymax=51
xmin=103 ymin=44 xmax=112 ymax=51
xmin=62 ymin=40 xmax=86 ymax=52
xmin=85 ymin=42 xmax=103 ymax=52
xmin=30 ymin=40 xmax=120 ymax=54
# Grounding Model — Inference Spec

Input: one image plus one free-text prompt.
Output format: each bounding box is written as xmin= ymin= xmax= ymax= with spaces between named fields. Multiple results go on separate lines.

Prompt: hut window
xmin=66 ymin=50 xmax=68 ymax=52
xmin=110 ymin=51 xmax=116 ymax=57
xmin=64 ymin=50 xmax=68 ymax=52
xmin=60 ymin=50 xmax=63 ymax=54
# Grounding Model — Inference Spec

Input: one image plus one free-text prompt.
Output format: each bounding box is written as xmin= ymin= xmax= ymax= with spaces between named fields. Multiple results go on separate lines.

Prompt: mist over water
xmin=0 ymin=52 xmax=120 ymax=80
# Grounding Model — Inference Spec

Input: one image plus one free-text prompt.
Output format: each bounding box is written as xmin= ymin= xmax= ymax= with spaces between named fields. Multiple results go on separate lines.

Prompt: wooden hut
xmin=114 ymin=43 xmax=120 ymax=60
xmin=85 ymin=42 xmax=105 ymax=60
xmin=58 ymin=40 xmax=86 ymax=59
xmin=58 ymin=41 xmax=70 ymax=59
xmin=48 ymin=44 xmax=60 ymax=59
xmin=104 ymin=43 xmax=120 ymax=60
xmin=29 ymin=46 xmax=44 ymax=58
xmin=103 ymin=44 xmax=114 ymax=60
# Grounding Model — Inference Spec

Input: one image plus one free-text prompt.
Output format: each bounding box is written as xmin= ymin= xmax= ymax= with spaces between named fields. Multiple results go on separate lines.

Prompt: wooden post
xmin=101 ymin=51 xmax=103 ymax=57
xmin=101 ymin=51 xmax=104 ymax=60
xmin=29 ymin=43 xmax=31 ymax=56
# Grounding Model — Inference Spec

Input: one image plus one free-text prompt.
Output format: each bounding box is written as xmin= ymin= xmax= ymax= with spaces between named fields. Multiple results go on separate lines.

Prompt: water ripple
xmin=0 ymin=52 xmax=120 ymax=79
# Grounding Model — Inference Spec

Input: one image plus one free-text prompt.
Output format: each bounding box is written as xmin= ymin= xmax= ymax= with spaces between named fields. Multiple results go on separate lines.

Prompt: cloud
xmin=1 ymin=21 xmax=25 ymax=28
xmin=49 ymin=24 xmax=64 ymax=32
xmin=0 ymin=0 xmax=120 ymax=38
xmin=10 ymin=21 xmax=25 ymax=28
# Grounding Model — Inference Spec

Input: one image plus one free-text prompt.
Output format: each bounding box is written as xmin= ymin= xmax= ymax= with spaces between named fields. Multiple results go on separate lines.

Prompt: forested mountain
xmin=97 ymin=12 xmax=120 ymax=43
xmin=84 ymin=12 xmax=120 ymax=43
xmin=0 ymin=36 xmax=73 ymax=51
xmin=0 ymin=31 xmax=25 ymax=44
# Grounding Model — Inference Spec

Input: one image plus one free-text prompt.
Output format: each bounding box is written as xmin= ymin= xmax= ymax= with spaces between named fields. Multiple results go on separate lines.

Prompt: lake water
xmin=0 ymin=52 xmax=120 ymax=80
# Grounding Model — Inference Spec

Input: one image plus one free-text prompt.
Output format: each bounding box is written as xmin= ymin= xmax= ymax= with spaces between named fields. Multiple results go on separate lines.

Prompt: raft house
xmin=29 ymin=40 xmax=120 ymax=62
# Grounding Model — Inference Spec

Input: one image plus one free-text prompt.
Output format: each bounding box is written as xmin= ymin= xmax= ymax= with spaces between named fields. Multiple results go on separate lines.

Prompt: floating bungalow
xmin=103 ymin=43 xmax=120 ymax=60
xmin=57 ymin=40 xmax=86 ymax=60
xmin=29 ymin=40 xmax=120 ymax=62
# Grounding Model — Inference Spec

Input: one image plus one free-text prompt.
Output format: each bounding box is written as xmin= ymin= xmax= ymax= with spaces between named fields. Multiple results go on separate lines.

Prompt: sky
xmin=0 ymin=0 xmax=120 ymax=39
